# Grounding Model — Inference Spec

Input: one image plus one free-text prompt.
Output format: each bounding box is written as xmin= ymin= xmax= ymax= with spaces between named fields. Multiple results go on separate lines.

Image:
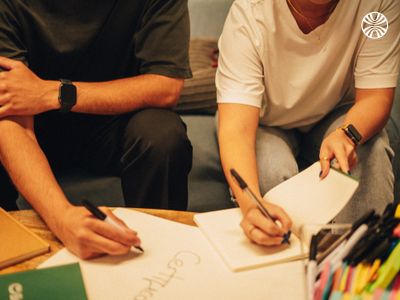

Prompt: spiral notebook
xmin=194 ymin=162 xmax=359 ymax=271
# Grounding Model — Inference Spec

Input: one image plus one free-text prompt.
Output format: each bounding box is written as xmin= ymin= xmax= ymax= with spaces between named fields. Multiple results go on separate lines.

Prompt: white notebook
xmin=194 ymin=162 xmax=359 ymax=271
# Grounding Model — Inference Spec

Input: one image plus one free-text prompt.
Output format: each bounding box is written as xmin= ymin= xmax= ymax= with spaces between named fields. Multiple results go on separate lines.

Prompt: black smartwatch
xmin=58 ymin=79 xmax=77 ymax=113
xmin=340 ymin=124 xmax=362 ymax=146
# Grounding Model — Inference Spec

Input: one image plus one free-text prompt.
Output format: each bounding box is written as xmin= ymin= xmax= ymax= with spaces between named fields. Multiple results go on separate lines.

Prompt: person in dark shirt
xmin=0 ymin=0 xmax=192 ymax=258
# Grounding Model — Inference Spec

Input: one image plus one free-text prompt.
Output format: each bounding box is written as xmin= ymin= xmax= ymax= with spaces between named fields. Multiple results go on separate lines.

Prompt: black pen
xmin=346 ymin=217 xmax=399 ymax=264
xmin=363 ymin=237 xmax=392 ymax=264
xmin=82 ymin=200 xmax=144 ymax=254
xmin=230 ymin=168 xmax=291 ymax=244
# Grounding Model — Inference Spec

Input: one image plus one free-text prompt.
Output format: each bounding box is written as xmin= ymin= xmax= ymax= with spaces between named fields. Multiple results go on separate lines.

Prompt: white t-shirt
xmin=216 ymin=0 xmax=400 ymax=129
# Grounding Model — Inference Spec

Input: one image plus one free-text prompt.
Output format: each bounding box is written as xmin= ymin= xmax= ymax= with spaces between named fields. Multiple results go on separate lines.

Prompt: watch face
xmin=61 ymin=83 xmax=77 ymax=105
xmin=347 ymin=124 xmax=362 ymax=142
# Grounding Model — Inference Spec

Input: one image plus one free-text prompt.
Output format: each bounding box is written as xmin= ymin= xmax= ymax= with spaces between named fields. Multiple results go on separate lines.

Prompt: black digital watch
xmin=58 ymin=79 xmax=77 ymax=113
xmin=340 ymin=124 xmax=362 ymax=146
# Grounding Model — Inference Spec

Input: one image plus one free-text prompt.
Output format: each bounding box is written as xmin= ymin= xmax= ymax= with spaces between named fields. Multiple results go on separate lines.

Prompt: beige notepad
xmin=194 ymin=162 xmax=359 ymax=271
xmin=0 ymin=208 xmax=50 ymax=269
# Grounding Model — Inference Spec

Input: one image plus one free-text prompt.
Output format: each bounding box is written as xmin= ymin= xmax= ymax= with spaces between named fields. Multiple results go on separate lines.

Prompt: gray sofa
xmin=17 ymin=0 xmax=400 ymax=210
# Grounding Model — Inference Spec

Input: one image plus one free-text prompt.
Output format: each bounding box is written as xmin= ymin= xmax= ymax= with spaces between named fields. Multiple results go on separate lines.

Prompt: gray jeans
xmin=255 ymin=104 xmax=394 ymax=223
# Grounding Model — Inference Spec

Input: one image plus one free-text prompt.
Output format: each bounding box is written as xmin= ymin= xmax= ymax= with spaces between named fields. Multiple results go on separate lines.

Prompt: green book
xmin=0 ymin=263 xmax=88 ymax=300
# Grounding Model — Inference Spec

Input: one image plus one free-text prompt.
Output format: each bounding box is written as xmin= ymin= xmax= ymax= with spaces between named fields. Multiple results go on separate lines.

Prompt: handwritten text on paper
xmin=134 ymin=251 xmax=201 ymax=300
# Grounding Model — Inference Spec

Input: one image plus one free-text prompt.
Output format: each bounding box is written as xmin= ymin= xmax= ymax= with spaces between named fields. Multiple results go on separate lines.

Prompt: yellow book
xmin=0 ymin=208 xmax=49 ymax=269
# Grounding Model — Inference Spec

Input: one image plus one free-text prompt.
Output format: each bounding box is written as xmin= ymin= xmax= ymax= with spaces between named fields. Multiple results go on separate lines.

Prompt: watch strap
xmin=340 ymin=124 xmax=362 ymax=146
xmin=58 ymin=79 xmax=76 ymax=113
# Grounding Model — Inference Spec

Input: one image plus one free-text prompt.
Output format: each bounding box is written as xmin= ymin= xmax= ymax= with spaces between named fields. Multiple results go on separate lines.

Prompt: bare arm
xmin=0 ymin=57 xmax=184 ymax=117
xmin=62 ymin=74 xmax=183 ymax=114
xmin=218 ymin=103 xmax=292 ymax=246
xmin=345 ymin=88 xmax=394 ymax=142
xmin=320 ymin=88 xmax=394 ymax=177
xmin=218 ymin=103 xmax=261 ymax=212
xmin=0 ymin=116 xmax=140 ymax=258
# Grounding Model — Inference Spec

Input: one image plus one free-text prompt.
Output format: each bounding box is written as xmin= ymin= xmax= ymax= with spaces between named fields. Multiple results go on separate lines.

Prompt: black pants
xmin=0 ymin=109 xmax=192 ymax=210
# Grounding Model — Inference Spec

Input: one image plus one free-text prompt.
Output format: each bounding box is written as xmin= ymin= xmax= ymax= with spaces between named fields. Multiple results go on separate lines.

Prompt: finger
xmin=265 ymin=204 xmax=293 ymax=233
xmin=245 ymin=208 xmax=284 ymax=236
xmin=240 ymin=218 xmax=283 ymax=246
xmin=85 ymin=217 xmax=139 ymax=248
xmin=319 ymin=153 xmax=333 ymax=179
xmin=0 ymin=56 xmax=20 ymax=70
xmin=100 ymin=207 xmax=138 ymax=235
xmin=334 ymin=147 xmax=350 ymax=174
xmin=101 ymin=208 xmax=142 ymax=247
xmin=250 ymin=227 xmax=285 ymax=246
xmin=348 ymin=151 xmax=358 ymax=171
xmin=0 ymin=104 xmax=11 ymax=118
xmin=0 ymin=94 xmax=9 ymax=105
xmin=81 ymin=230 xmax=132 ymax=256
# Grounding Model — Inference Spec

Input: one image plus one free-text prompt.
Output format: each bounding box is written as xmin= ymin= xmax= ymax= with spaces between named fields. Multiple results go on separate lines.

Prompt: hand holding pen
xmin=82 ymin=200 xmax=143 ymax=255
xmin=230 ymin=169 xmax=292 ymax=246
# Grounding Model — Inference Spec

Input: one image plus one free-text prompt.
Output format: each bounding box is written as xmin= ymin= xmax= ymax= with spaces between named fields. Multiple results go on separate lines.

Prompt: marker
xmin=394 ymin=225 xmax=400 ymax=238
xmin=230 ymin=168 xmax=291 ymax=244
xmin=355 ymin=263 xmax=368 ymax=294
xmin=369 ymin=242 xmax=400 ymax=291
xmin=346 ymin=218 xmax=399 ymax=265
xmin=366 ymin=259 xmax=381 ymax=284
xmin=363 ymin=238 xmax=391 ymax=264
xmin=395 ymin=204 xmax=400 ymax=218
xmin=82 ymin=200 xmax=144 ymax=254
xmin=332 ymin=264 xmax=344 ymax=291
xmin=339 ymin=264 xmax=350 ymax=292
xmin=331 ymin=223 xmax=369 ymax=270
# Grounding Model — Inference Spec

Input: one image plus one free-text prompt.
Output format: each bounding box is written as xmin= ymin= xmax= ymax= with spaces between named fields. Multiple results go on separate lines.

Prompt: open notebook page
xmin=194 ymin=162 xmax=359 ymax=271
xmin=194 ymin=208 xmax=306 ymax=271
xmin=265 ymin=162 xmax=359 ymax=242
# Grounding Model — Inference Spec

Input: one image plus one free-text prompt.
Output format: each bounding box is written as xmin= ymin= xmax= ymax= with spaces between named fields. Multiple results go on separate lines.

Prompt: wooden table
xmin=0 ymin=209 xmax=196 ymax=275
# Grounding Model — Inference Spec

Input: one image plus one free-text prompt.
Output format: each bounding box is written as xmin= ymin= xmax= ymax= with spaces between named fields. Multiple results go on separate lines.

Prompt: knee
xmin=258 ymin=159 xmax=298 ymax=195
xmin=122 ymin=109 xmax=192 ymax=166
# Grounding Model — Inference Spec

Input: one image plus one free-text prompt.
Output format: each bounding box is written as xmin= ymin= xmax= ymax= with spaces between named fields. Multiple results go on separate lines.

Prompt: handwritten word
xmin=134 ymin=251 xmax=201 ymax=300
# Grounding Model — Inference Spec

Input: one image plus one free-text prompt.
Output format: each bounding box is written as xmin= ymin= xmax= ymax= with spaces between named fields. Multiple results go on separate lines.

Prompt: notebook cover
xmin=0 ymin=263 xmax=88 ymax=300
xmin=0 ymin=208 xmax=50 ymax=269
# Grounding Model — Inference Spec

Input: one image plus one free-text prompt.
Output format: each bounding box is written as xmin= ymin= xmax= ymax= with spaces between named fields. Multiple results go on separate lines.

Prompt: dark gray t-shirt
xmin=0 ymin=0 xmax=192 ymax=81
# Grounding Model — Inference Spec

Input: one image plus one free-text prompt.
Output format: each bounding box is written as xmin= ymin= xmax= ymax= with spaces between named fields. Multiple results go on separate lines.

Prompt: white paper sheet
xmin=40 ymin=209 xmax=306 ymax=300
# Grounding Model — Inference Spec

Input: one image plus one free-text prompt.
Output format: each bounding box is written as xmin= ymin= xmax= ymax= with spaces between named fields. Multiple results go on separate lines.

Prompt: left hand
xmin=319 ymin=128 xmax=357 ymax=179
xmin=0 ymin=56 xmax=57 ymax=118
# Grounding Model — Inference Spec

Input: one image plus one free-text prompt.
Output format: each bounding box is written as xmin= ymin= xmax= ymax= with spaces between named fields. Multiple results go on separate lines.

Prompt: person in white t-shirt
xmin=216 ymin=0 xmax=399 ymax=246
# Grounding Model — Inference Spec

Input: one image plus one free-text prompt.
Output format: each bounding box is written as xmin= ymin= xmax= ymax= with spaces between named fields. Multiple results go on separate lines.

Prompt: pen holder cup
xmin=298 ymin=223 xmax=352 ymax=265
xmin=299 ymin=223 xmax=351 ymax=300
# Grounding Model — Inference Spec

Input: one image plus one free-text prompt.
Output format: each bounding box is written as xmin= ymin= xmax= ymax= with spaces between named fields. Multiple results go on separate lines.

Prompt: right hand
xmin=240 ymin=202 xmax=292 ymax=246
xmin=51 ymin=205 xmax=141 ymax=259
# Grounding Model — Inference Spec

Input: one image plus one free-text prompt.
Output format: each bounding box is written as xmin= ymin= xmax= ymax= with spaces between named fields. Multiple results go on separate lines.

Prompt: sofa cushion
xmin=175 ymin=39 xmax=218 ymax=115
xmin=181 ymin=115 xmax=233 ymax=211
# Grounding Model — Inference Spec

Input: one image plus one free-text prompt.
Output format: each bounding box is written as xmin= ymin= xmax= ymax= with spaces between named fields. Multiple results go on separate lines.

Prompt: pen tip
xmin=135 ymin=245 xmax=144 ymax=253
xmin=281 ymin=230 xmax=291 ymax=245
